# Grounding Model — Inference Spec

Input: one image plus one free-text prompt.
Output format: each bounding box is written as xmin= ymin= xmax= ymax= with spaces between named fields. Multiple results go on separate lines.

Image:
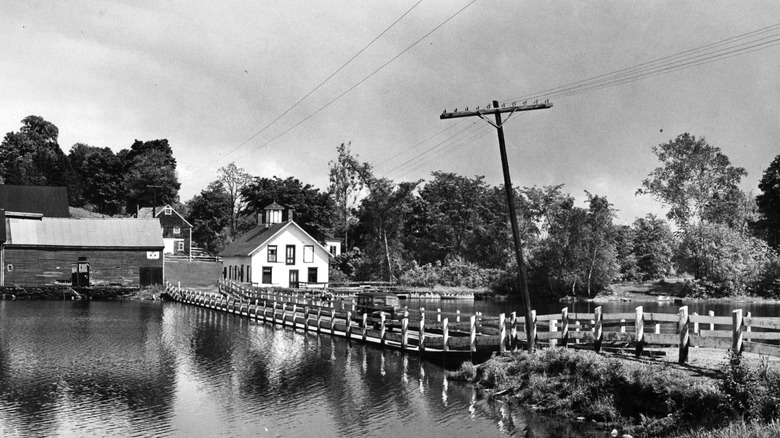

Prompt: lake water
xmin=0 ymin=300 xmax=598 ymax=437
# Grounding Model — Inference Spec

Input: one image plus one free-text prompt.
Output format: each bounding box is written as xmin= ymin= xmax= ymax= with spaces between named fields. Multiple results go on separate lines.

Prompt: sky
xmin=2 ymin=1 xmax=779 ymax=224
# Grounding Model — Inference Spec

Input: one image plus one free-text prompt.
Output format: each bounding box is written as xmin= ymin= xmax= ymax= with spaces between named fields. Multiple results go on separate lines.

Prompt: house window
xmin=177 ymin=241 xmax=184 ymax=252
xmin=307 ymin=267 xmax=317 ymax=283
xmin=246 ymin=266 xmax=251 ymax=283
xmin=164 ymin=206 xmax=172 ymax=215
xmin=286 ymin=245 xmax=295 ymax=265
xmin=173 ymin=227 xmax=180 ymax=235
xmin=268 ymin=245 xmax=277 ymax=263
xmin=262 ymin=267 xmax=272 ymax=284
xmin=329 ymin=245 xmax=337 ymax=256
xmin=303 ymin=245 xmax=313 ymax=263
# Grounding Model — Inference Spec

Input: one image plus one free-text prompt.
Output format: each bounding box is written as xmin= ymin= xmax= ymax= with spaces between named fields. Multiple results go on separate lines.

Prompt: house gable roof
xmin=5 ymin=218 xmax=164 ymax=248
xmin=219 ymin=221 xmax=330 ymax=258
xmin=0 ymin=185 xmax=69 ymax=218
xmin=137 ymin=204 xmax=192 ymax=227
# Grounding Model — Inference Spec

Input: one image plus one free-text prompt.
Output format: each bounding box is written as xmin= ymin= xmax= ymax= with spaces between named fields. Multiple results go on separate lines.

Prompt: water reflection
xmin=0 ymin=300 xmax=599 ymax=437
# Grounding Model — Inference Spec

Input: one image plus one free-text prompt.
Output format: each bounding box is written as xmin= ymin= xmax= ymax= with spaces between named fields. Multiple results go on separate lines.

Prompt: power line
xmin=228 ymin=0 xmax=480 ymax=165
xmin=181 ymin=0 xmax=425 ymax=181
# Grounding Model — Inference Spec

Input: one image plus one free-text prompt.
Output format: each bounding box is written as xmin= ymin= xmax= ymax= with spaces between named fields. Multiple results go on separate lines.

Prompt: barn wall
xmin=3 ymin=247 xmax=164 ymax=287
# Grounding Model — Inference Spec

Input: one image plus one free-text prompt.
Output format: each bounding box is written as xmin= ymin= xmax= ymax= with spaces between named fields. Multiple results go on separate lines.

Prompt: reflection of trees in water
xmin=0 ymin=301 xmax=177 ymax=436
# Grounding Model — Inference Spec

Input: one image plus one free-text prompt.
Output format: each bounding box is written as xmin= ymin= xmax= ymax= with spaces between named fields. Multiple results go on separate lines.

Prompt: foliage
xmin=186 ymin=181 xmax=232 ymax=254
xmin=218 ymin=162 xmax=252 ymax=238
xmin=397 ymin=258 xmax=501 ymax=289
xmin=123 ymin=139 xmax=181 ymax=211
xmin=756 ymin=155 xmax=780 ymax=249
xmin=638 ymin=133 xmax=747 ymax=228
xmin=241 ymin=175 xmax=335 ymax=241
xmin=0 ymin=115 xmax=71 ymax=191
xmin=719 ymin=353 xmax=780 ymax=422
xmin=676 ymin=223 xmax=773 ymax=295
xmin=67 ymin=144 xmax=125 ymax=215
xmin=632 ymin=214 xmax=676 ymax=280
xmin=328 ymin=142 xmax=365 ymax=251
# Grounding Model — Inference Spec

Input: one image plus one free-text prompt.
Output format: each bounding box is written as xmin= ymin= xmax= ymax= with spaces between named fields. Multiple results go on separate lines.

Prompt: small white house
xmin=220 ymin=203 xmax=332 ymax=288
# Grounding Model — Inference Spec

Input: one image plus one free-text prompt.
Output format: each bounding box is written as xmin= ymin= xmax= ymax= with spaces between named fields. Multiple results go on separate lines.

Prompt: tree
xmin=631 ymin=214 xmax=675 ymax=280
xmin=328 ymin=142 xmax=365 ymax=251
xmin=582 ymin=193 xmax=619 ymax=296
xmin=638 ymin=133 xmax=747 ymax=229
xmin=67 ymin=144 xmax=126 ymax=214
xmin=241 ymin=176 xmax=335 ymax=240
xmin=187 ymin=181 xmax=232 ymax=254
xmin=756 ymin=155 xmax=780 ymax=249
xmin=123 ymin=140 xmax=181 ymax=212
xmin=0 ymin=115 xmax=72 ymax=190
xmin=218 ymin=162 xmax=252 ymax=238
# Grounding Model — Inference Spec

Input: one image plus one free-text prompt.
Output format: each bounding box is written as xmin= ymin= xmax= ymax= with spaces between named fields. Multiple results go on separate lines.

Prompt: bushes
xmin=397 ymin=259 xmax=501 ymax=289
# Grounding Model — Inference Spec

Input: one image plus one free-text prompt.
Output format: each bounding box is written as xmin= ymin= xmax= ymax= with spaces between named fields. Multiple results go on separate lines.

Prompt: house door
xmin=289 ymin=270 xmax=299 ymax=288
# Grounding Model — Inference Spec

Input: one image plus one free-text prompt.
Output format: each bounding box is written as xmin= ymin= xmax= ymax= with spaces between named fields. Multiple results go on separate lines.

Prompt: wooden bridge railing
xmin=171 ymin=283 xmax=780 ymax=364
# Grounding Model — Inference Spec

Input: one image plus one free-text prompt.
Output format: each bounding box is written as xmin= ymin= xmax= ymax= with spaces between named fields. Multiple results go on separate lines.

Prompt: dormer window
xmin=164 ymin=206 xmax=172 ymax=215
xmin=173 ymin=227 xmax=180 ymax=235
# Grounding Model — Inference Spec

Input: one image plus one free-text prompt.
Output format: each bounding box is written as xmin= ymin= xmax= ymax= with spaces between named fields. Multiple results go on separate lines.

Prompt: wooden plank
xmin=643 ymin=333 xmax=679 ymax=345
xmin=691 ymin=336 xmax=732 ymax=350
xmin=743 ymin=342 xmax=780 ymax=357
xmin=567 ymin=312 xmax=595 ymax=320
xmin=602 ymin=312 xmax=636 ymax=321
xmin=745 ymin=317 xmax=780 ymax=330
xmin=535 ymin=314 xmax=559 ymax=322
xmin=602 ymin=332 xmax=635 ymax=342
xmin=698 ymin=330 xmax=732 ymax=338
xmin=537 ymin=331 xmax=560 ymax=340
xmin=689 ymin=314 xmax=732 ymax=325
xmin=643 ymin=313 xmax=680 ymax=323
xmin=570 ymin=331 xmax=595 ymax=341
xmin=740 ymin=331 xmax=780 ymax=340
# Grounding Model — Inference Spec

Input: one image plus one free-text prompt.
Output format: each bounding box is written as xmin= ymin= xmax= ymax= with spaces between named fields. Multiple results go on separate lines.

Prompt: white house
xmin=219 ymin=203 xmax=332 ymax=288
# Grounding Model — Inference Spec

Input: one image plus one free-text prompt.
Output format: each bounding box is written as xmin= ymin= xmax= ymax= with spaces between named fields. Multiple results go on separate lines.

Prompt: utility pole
xmin=440 ymin=99 xmax=552 ymax=351
xmin=147 ymin=185 xmax=163 ymax=216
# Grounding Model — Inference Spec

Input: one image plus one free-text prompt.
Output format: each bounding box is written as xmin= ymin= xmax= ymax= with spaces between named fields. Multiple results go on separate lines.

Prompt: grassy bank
xmin=449 ymin=348 xmax=780 ymax=437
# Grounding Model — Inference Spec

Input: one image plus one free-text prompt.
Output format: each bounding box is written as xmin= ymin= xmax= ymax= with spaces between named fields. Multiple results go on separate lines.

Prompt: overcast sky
xmin=2 ymin=1 xmax=779 ymax=224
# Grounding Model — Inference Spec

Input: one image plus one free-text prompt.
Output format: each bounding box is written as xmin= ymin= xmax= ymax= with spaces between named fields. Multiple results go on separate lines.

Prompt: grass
xmin=448 ymin=348 xmax=780 ymax=437
xmin=165 ymin=259 xmax=222 ymax=287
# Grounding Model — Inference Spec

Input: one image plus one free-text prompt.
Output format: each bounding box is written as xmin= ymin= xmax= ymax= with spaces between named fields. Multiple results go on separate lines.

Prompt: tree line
xmin=2 ymin=116 xmax=779 ymax=298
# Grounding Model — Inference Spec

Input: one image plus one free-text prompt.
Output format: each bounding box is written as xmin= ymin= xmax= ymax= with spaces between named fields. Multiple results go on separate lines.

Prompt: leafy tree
xmin=614 ymin=225 xmax=640 ymax=282
xmin=638 ymin=133 xmax=747 ymax=229
xmin=582 ymin=193 xmax=619 ymax=296
xmin=0 ymin=115 xmax=72 ymax=191
xmin=68 ymin=144 xmax=126 ymax=215
xmin=241 ymin=176 xmax=335 ymax=241
xmin=123 ymin=140 xmax=181 ymax=212
xmin=631 ymin=214 xmax=675 ymax=280
xmin=187 ymin=181 xmax=232 ymax=254
xmin=218 ymin=162 xmax=252 ymax=238
xmin=756 ymin=155 xmax=780 ymax=249
xmin=328 ymin=142 xmax=365 ymax=251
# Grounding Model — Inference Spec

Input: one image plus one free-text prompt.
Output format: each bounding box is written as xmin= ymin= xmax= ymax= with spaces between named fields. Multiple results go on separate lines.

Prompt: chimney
xmin=287 ymin=208 xmax=294 ymax=223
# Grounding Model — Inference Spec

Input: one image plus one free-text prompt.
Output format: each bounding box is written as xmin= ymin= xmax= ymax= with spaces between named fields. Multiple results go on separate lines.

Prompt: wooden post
xmin=346 ymin=311 xmax=352 ymax=340
xmin=594 ymin=307 xmax=603 ymax=353
xmin=510 ymin=311 xmax=518 ymax=350
xmin=655 ymin=323 xmax=660 ymax=334
xmin=575 ymin=320 xmax=581 ymax=344
xmin=620 ymin=319 xmax=626 ymax=334
xmin=709 ymin=310 xmax=715 ymax=331
xmin=456 ymin=309 xmax=461 ymax=323
xmin=401 ymin=311 xmax=409 ymax=349
xmin=316 ymin=308 xmax=322 ymax=333
xmin=304 ymin=306 xmax=310 ymax=331
xmin=549 ymin=319 xmax=558 ymax=348
xmin=499 ymin=313 xmax=506 ymax=353
xmin=530 ymin=310 xmax=537 ymax=349
xmin=292 ymin=304 xmax=298 ymax=326
xmin=746 ymin=311 xmax=751 ymax=342
xmin=693 ymin=312 xmax=699 ymax=335
xmin=443 ymin=318 xmax=449 ymax=352
xmin=437 ymin=308 xmax=441 ymax=323
xmin=330 ymin=309 xmax=336 ymax=333
xmin=732 ymin=309 xmax=743 ymax=354
xmin=635 ymin=306 xmax=644 ymax=358
xmin=469 ymin=315 xmax=476 ymax=353
xmin=362 ymin=313 xmax=368 ymax=341
xmin=560 ymin=308 xmax=569 ymax=348
xmin=419 ymin=310 xmax=426 ymax=353
xmin=380 ymin=312 xmax=387 ymax=345
xmin=273 ymin=301 xmax=278 ymax=324
xmin=679 ymin=306 xmax=689 ymax=365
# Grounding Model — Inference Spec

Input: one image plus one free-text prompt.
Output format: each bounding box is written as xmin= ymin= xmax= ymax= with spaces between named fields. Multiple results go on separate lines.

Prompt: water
xmin=0 ymin=300 xmax=594 ymax=437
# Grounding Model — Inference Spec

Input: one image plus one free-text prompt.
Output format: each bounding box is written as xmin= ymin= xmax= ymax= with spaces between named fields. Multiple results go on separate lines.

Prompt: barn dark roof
xmin=0 ymin=185 xmax=69 ymax=218
xmin=220 ymin=222 xmax=288 ymax=257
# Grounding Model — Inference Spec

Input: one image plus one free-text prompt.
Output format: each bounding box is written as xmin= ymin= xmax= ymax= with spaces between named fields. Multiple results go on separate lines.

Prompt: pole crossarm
xmin=440 ymin=102 xmax=552 ymax=120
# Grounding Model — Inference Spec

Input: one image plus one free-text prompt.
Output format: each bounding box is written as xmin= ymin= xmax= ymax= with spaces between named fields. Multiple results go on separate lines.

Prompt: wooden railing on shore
xmin=170 ymin=281 xmax=780 ymax=364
